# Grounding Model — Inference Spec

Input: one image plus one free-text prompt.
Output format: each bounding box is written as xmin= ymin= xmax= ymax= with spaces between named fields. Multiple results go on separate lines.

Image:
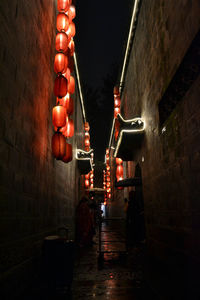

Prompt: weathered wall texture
xmin=121 ymin=0 xmax=200 ymax=298
xmin=0 ymin=0 xmax=84 ymax=297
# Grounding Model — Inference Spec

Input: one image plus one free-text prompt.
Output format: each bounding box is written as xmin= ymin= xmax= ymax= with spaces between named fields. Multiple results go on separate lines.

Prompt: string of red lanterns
xmin=84 ymin=122 xmax=94 ymax=191
xmin=52 ymin=0 xmax=76 ymax=163
xmin=114 ymin=86 xmax=121 ymax=141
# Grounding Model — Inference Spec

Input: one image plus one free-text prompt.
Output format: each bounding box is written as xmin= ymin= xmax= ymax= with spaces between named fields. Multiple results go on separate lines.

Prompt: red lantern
xmin=63 ymin=68 xmax=71 ymax=82
xmin=68 ymin=5 xmax=76 ymax=22
xmin=116 ymin=158 xmax=123 ymax=165
xmin=115 ymin=119 xmax=120 ymax=141
xmin=90 ymin=178 xmax=94 ymax=184
xmin=114 ymin=107 xmax=120 ymax=119
xmin=113 ymin=86 xmax=119 ymax=96
xmin=55 ymin=32 xmax=68 ymax=52
xmin=52 ymin=105 xmax=66 ymax=128
xmin=85 ymin=179 xmax=89 ymax=188
xmin=84 ymin=122 xmax=90 ymax=132
xmin=106 ymin=165 xmax=110 ymax=171
xmin=67 ymin=22 xmax=76 ymax=39
xmin=114 ymin=97 xmax=121 ymax=108
xmin=107 ymin=176 xmax=110 ymax=182
xmin=85 ymin=173 xmax=90 ymax=179
xmin=62 ymin=117 xmax=74 ymax=138
xmin=68 ymin=40 xmax=75 ymax=56
xmin=52 ymin=132 xmax=66 ymax=159
xmin=62 ymin=142 xmax=72 ymax=163
xmin=107 ymin=182 xmax=111 ymax=188
xmin=57 ymin=0 xmax=71 ymax=12
xmin=54 ymin=53 xmax=68 ymax=74
xmin=85 ymin=137 xmax=90 ymax=148
xmin=85 ymin=132 xmax=90 ymax=139
xmin=56 ymin=13 xmax=69 ymax=32
xmin=68 ymin=76 xmax=75 ymax=94
xmin=90 ymin=183 xmax=94 ymax=189
xmin=116 ymin=165 xmax=123 ymax=179
xmin=108 ymin=193 xmax=111 ymax=199
xmin=57 ymin=95 xmax=74 ymax=115
xmin=54 ymin=75 xmax=68 ymax=98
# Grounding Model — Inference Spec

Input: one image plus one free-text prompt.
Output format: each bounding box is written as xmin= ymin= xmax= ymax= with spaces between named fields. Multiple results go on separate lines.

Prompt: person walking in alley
xmin=75 ymin=196 xmax=94 ymax=247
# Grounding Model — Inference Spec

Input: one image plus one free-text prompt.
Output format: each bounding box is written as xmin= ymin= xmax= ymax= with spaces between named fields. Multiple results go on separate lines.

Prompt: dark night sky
xmin=74 ymin=0 xmax=133 ymax=161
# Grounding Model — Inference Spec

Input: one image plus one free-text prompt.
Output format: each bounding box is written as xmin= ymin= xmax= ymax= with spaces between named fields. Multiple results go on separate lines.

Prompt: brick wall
xmin=0 ymin=0 xmax=85 ymax=297
xmin=120 ymin=0 xmax=200 ymax=298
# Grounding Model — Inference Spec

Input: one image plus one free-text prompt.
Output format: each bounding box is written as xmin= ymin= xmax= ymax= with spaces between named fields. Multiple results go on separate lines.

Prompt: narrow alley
xmin=0 ymin=0 xmax=200 ymax=299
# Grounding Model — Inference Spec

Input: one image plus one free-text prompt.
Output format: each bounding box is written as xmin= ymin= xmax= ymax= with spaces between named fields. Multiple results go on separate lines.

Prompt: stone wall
xmin=0 ymin=0 xmax=85 ymax=297
xmin=121 ymin=0 xmax=200 ymax=298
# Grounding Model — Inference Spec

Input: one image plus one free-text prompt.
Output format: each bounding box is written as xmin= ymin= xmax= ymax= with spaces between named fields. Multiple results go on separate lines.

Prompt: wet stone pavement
xmin=25 ymin=221 xmax=158 ymax=299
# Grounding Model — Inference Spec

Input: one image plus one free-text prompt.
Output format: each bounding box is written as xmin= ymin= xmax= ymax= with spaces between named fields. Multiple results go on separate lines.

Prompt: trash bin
xmin=43 ymin=228 xmax=74 ymax=290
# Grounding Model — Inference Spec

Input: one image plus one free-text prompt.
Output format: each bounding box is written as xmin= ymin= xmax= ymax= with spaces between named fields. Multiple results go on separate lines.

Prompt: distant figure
xmin=75 ymin=196 xmax=94 ymax=247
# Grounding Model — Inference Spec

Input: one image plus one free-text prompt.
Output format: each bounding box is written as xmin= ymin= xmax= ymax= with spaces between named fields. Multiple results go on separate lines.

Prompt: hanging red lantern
xmin=115 ymin=119 xmax=120 ymax=141
xmin=68 ymin=76 xmax=75 ymax=94
xmin=114 ymin=97 xmax=121 ymax=108
xmin=62 ymin=142 xmax=72 ymax=163
xmin=85 ymin=173 xmax=90 ymax=179
xmin=67 ymin=22 xmax=76 ymax=39
xmin=90 ymin=178 xmax=93 ymax=184
xmin=116 ymin=165 xmax=123 ymax=179
xmin=90 ymin=183 xmax=94 ymax=189
xmin=62 ymin=117 xmax=74 ymax=138
xmin=84 ymin=122 xmax=90 ymax=132
xmin=85 ymin=179 xmax=89 ymax=188
xmin=106 ymin=165 xmax=110 ymax=171
xmin=68 ymin=5 xmax=76 ymax=22
xmin=85 ymin=132 xmax=90 ymax=139
xmin=85 ymin=137 xmax=90 ymax=148
xmin=114 ymin=107 xmax=120 ymax=119
xmin=107 ymin=176 xmax=110 ymax=182
xmin=52 ymin=132 xmax=66 ymax=159
xmin=56 ymin=13 xmax=69 ymax=32
xmin=113 ymin=86 xmax=119 ymax=96
xmin=57 ymin=95 xmax=74 ymax=115
xmin=68 ymin=40 xmax=75 ymax=56
xmin=52 ymin=105 xmax=66 ymax=128
xmin=107 ymin=182 xmax=111 ymax=188
xmin=108 ymin=193 xmax=111 ymax=199
xmin=55 ymin=32 xmax=68 ymax=52
xmin=57 ymin=0 xmax=71 ymax=12
xmin=54 ymin=75 xmax=68 ymax=98
xmin=116 ymin=158 xmax=123 ymax=165
xmin=54 ymin=53 xmax=68 ymax=74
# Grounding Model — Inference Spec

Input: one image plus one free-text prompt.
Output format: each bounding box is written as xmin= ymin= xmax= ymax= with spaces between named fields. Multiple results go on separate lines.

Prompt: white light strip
xmin=108 ymin=117 xmax=115 ymax=149
xmin=119 ymin=0 xmax=140 ymax=94
xmin=74 ymin=52 xmax=86 ymax=122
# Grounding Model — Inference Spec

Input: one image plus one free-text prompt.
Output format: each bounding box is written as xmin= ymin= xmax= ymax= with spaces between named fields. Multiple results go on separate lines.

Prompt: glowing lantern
xmin=90 ymin=183 xmax=94 ymax=189
xmin=84 ymin=122 xmax=90 ymax=132
xmin=63 ymin=117 xmax=74 ymax=138
xmin=68 ymin=5 xmax=76 ymax=22
xmin=114 ymin=97 xmax=121 ymax=108
xmin=107 ymin=176 xmax=110 ymax=182
xmin=52 ymin=132 xmax=66 ymax=159
xmin=106 ymin=165 xmax=110 ymax=171
xmin=104 ymin=201 xmax=107 ymax=206
xmin=85 ymin=179 xmax=89 ymax=188
xmin=56 ymin=13 xmax=69 ymax=32
xmin=116 ymin=158 xmax=123 ymax=165
xmin=106 ymin=149 xmax=109 ymax=154
xmin=115 ymin=119 xmax=120 ymax=141
xmin=57 ymin=95 xmax=74 ymax=115
xmin=114 ymin=107 xmax=120 ymax=119
xmin=85 ymin=137 xmax=90 ymax=148
xmin=54 ymin=75 xmax=68 ymax=98
xmin=54 ymin=53 xmax=68 ymax=74
xmin=52 ymin=105 xmax=66 ymax=128
xmin=63 ymin=68 xmax=71 ymax=82
xmin=85 ymin=173 xmax=90 ymax=179
xmin=55 ymin=32 xmax=68 ymax=53
xmin=116 ymin=165 xmax=123 ymax=179
xmin=68 ymin=40 xmax=75 ymax=56
xmin=68 ymin=76 xmax=75 ymax=94
xmin=90 ymin=178 xmax=94 ymax=184
xmin=67 ymin=22 xmax=76 ymax=39
xmin=107 ymin=182 xmax=111 ymax=188
xmin=85 ymin=132 xmax=90 ymax=139
xmin=57 ymin=0 xmax=71 ymax=12
xmin=62 ymin=142 xmax=72 ymax=163
xmin=108 ymin=193 xmax=111 ymax=199
xmin=113 ymin=86 xmax=119 ymax=96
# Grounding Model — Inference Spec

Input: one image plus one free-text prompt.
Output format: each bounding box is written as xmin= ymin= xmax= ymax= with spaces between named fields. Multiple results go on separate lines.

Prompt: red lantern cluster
xmin=83 ymin=122 xmax=94 ymax=190
xmin=104 ymin=148 xmax=111 ymax=202
xmin=113 ymin=86 xmax=121 ymax=140
xmin=52 ymin=0 xmax=76 ymax=162
xmin=116 ymin=157 xmax=124 ymax=190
